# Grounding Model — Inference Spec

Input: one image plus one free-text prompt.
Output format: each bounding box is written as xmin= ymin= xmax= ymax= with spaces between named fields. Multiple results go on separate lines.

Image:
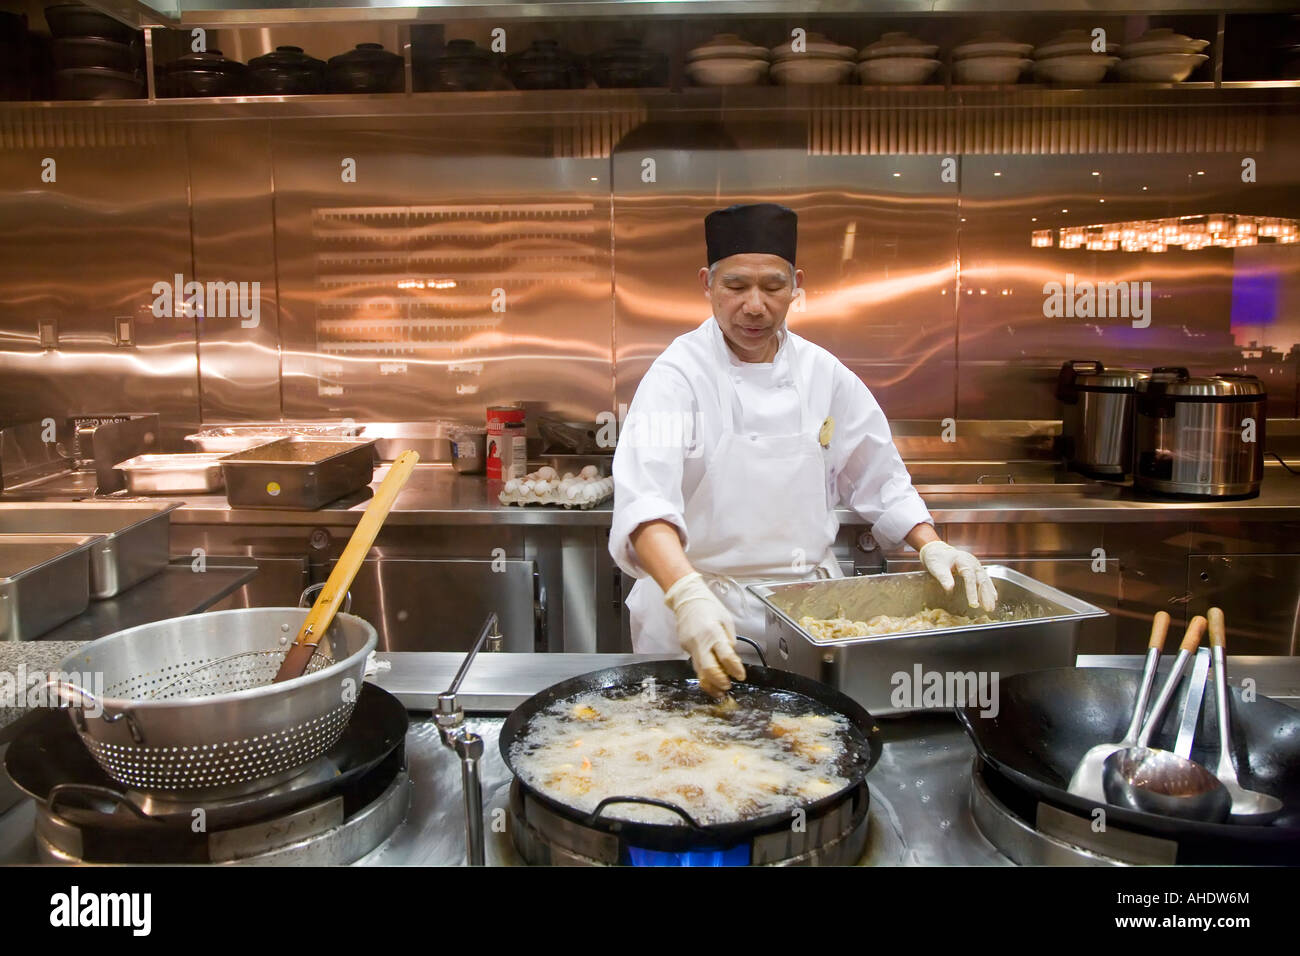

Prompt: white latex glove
xmin=663 ymin=571 xmax=745 ymax=697
xmin=919 ymin=541 xmax=998 ymax=612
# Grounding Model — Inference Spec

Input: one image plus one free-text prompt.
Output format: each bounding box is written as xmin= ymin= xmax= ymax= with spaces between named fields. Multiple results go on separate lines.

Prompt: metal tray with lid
xmin=0 ymin=533 xmax=100 ymax=640
xmin=185 ymin=422 xmax=364 ymax=455
xmin=220 ymin=437 xmax=377 ymax=510
xmin=749 ymin=567 xmax=1108 ymax=715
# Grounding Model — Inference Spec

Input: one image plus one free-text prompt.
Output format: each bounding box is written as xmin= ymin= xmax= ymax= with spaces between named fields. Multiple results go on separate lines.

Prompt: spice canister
xmin=486 ymin=403 xmax=525 ymax=479
xmin=501 ymin=421 xmax=528 ymax=480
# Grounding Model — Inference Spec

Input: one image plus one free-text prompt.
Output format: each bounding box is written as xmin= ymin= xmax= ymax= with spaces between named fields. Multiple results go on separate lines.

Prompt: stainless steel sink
xmin=0 ymin=470 xmax=101 ymax=500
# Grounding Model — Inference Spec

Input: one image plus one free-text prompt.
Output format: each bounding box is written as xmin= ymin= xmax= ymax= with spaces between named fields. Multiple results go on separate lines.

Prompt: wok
xmin=500 ymin=656 xmax=882 ymax=853
xmin=957 ymin=667 xmax=1300 ymax=861
xmin=5 ymin=680 xmax=408 ymax=831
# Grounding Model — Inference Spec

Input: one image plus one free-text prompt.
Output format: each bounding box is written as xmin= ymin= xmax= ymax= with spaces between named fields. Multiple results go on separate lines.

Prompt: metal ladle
xmin=1207 ymin=607 xmax=1284 ymax=822
xmin=1066 ymin=610 xmax=1169 ymax=803
xmin=1103 ymin=615 xmax=1231 ymax=823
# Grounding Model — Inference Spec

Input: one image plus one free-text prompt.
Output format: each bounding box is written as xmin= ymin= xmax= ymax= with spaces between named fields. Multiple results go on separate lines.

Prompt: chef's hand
xmin=919 ymin=541 xmax=997 ymax=612
xmin=663 ymin=571 xmax=745 ymax=697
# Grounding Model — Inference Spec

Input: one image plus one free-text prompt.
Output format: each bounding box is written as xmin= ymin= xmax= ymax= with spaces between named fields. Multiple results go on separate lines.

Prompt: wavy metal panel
xmin=0 ymin=127 xmax=200 ymax=444
xmin=270 ymin=124 xmax=614 ymax=424
xmin=611 ymin=143 xmax=959 ymax=420
xmin=809 ymin=94 xmax=1267 ymax=155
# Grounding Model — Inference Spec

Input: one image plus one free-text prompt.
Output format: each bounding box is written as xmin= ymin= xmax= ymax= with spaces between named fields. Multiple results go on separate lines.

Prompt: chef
xmin=610 ymin=202 xmax=997 ymax=696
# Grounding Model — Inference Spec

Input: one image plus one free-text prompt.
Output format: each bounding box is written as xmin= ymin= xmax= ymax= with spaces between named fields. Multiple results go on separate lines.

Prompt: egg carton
xmin=498 ymin=466 xmax=613 ymax=509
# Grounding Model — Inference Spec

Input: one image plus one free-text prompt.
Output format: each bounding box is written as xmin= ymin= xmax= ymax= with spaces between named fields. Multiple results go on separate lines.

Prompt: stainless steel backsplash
xmin=1 ymin=89 xmax=1298 ymax=445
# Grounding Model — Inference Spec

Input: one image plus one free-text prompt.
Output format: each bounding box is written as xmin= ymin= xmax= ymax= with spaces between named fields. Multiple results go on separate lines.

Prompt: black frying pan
xmin=500 ymin=655 xmax=882 ymax=852
xmin=5 ymin=680 xmax=408 ymax=830
xmin=957 ymin=667 xmax=1300 ymax=861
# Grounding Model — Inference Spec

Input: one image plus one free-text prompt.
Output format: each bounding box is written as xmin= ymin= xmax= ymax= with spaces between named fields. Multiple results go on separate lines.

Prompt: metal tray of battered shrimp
xmin=749 ymin=567 xmax=1107 ymax=715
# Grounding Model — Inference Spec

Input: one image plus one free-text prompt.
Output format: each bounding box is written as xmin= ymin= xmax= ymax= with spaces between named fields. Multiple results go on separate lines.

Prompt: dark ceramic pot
xmin=326 ymin=42 xmax=403 ymax=93
xmin=248 ymin=45 xmax=326 ymax=94
xmin=158 ymin=49 xmax=248 ymax=97
xmin=415 ymin=38 xmax=500 ymax=92
xmin=505 ymin=38 xmax=582 ymax=90
xmin=588 ymin=37 xmax=668 ymax=88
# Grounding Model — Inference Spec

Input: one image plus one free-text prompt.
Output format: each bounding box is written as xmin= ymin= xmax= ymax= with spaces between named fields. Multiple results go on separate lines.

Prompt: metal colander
xmin=53 ymin=607 xmax=378 ymax=800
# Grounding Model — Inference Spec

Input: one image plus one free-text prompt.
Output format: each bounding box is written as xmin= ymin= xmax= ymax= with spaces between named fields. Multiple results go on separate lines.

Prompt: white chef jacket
xmin=609 ymin=316 xmax=933 ymax=579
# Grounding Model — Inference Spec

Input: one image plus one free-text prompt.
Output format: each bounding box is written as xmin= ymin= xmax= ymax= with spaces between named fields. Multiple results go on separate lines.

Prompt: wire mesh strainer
xmin=144 ymin=585 xmax=352 ymax=700
xmin=52 ymin=606 xmax=377 ymax=800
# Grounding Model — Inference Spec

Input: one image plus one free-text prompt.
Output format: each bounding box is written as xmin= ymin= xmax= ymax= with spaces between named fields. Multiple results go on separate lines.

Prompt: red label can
xmin=486 ymin=404 xmax=525 ymax=479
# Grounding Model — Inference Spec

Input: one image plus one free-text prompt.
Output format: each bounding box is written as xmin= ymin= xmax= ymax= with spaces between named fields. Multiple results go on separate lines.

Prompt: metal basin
xmin=750 ymin=567 xmax=1108 ymax=715
xmin=0 ymin=534 xmax=99 ymax=640
xmin=0 ymin=502 xmax=177 ymax=597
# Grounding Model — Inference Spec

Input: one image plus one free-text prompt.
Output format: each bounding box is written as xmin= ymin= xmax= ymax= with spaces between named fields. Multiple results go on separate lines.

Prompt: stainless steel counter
xmin=0 ymin=649 xmax=1007 ymax=866
xmin=366 ymin=648 xmax=1008 ymax=865
xmin=357 ymin=710 xmax=1007 ymax=867
xmin=29 ymin=461 xmax=1296 ymax=527
xmin=3 ymin=650 xmax=1299 ymax=866
xmin=370 ymin=651 xmax=679 ymax=711
xmin=1078 ymin=654 xmax=1300 ymax=705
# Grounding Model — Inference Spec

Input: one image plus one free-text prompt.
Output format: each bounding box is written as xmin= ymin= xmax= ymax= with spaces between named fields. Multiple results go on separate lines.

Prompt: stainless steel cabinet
xmin=205 ymin=555 xmax=310 ymax=611
xmin=1188 ymin=554 xmax=1300 ymax=656
xmin=330 ymin=557 xmax=540 ymax=652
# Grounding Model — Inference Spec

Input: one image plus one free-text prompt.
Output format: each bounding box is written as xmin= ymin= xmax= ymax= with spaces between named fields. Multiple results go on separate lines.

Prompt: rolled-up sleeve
xmin=609 ymin=366 xmax=694 ymax=578
xmin=832 ymin=366 xmax=932 ymax=550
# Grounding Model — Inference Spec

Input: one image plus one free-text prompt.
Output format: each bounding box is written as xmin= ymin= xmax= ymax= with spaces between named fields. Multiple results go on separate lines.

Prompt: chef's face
xmin=700 ymin=253 xmax=804 ymax=363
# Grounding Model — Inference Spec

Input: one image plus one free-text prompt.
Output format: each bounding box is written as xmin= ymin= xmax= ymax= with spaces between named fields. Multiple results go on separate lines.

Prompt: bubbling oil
xmin=510 ymin=682 xmax=867 ymax=826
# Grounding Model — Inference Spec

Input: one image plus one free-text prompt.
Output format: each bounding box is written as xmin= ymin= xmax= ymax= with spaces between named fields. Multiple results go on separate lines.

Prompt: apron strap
xmin=707 ymin=319 xmax=815 ymax=437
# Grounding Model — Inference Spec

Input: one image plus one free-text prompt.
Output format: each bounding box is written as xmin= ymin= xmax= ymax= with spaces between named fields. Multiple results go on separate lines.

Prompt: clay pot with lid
xmin=588 ymin=37 xmax=667 ymax=88
xmin=505 ymin=39 xmax=582 ymax=90
xmin=248 ymin=45 xmax=326 ymax=95
xmin=415 ymin=38 xmax=501 ymax=92
xmin=326 ymin=42 xmax=404 ymax=93
xmin=158 ymin=49 xmax=248 ymax=97
xmin=44 ymin=3 xmax=138 ymax=44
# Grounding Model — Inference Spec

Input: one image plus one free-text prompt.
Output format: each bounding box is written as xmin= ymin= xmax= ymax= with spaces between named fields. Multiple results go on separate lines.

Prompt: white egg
xmin=566 ymin=485 xmax=581 ymax=500
xmin=562 ymin=472 xmax=575 ymax=481
xmin=504 ymin=479 xmax=519 ymax=493
xmin=580 ymin=465 xmax=598 ymax=479
xmin=520 ymin=480 xmax=534 ymax=494
xmin=537 ymin=466 xmax=557 ymax=480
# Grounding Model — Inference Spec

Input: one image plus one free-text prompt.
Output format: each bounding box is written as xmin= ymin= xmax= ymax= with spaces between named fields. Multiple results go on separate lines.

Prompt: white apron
xmin=627 ymin=326 xmax=840 ymax=654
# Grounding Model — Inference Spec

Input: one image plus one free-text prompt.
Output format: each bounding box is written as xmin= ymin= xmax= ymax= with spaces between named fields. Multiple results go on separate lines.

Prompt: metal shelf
xmin=38 ymin=559 xmax=257 ymax=643
xmin=83 ymin=0 xmax=1300 ymax=29
xmin=2 ymin=81 xmax=1297 ymax=122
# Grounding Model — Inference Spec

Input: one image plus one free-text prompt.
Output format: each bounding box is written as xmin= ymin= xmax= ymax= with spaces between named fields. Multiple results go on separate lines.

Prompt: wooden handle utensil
xmin=1180 ymin=614 xmax=1207 ymax=653
xmin=1148 ymin=610 xmax=1171 ymax=650
xmin=273 ymin=450 xmax=420 ymax=683
xmin=1207 ymin=607 xmax=1226 ymax=648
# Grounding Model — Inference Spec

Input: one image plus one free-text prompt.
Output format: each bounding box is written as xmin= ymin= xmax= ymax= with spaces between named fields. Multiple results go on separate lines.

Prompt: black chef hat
xmin=704 ymin=203 xmax=797 ymax=267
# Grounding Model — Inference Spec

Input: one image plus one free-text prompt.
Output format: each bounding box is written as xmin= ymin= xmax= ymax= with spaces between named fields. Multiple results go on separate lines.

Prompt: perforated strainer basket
xmin=52 ymin=607 xmax=378 ymax=800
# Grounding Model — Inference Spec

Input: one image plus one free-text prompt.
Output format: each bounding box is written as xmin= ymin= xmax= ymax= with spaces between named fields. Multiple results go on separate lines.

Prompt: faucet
xmin=436 ymin=612 xmax=502 ymax=866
